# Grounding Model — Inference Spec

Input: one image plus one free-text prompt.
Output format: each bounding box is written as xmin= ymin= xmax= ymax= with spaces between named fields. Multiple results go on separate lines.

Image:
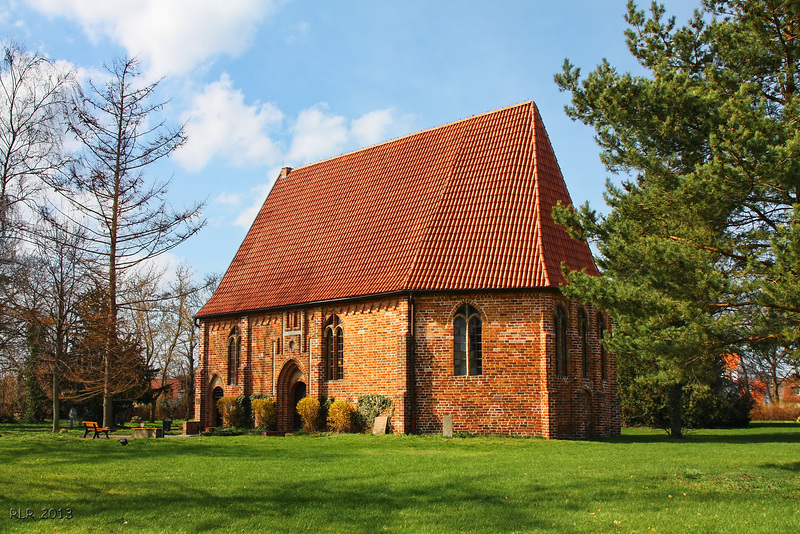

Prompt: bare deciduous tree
xmin=0 ymin=43 xmax=75 ymax=233
xmin=59 ymin=57 xmax=204 ymax=427
xmin=0 ymin=43 xmax=75 ymax=420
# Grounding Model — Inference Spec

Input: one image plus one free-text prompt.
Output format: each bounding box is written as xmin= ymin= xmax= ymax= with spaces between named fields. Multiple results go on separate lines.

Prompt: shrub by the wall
xmin=235 ymin=396 xmax=252 ymax=428
xmin=321 ymin=396 xmax=335 ymax=428
xmin=327 ymin=400 xmax=354 ymax=433
xmin=216 ymin=396 xmax=239 ymax=427
xmin=252 ymin=397 xmax=276 ymax=429
xmin=357 ymin=394 xmax=393 ymax=432
xmin=296 ymin=397 xmax=320 ymax=432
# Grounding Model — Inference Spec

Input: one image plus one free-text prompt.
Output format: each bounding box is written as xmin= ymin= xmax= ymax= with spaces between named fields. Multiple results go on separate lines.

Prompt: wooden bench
xmin=82 ymin=421 xmax=111 ymax=439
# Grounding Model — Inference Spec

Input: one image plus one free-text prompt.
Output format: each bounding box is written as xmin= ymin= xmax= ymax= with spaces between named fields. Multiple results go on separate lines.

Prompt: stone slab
xmin=442 ymin=415 xmax=453 ymax=438
xmin=132 ymin=428 xmax=163 ymax=438
xmin=372 ymin=416 xmax=388 ymax=436
xmin=182 ymin=421 xmax=200 ymax=435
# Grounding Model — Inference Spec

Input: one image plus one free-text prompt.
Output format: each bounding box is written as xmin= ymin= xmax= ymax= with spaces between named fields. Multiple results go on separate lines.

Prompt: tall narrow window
xmin=598 ymin=314 xmax=607 ymax=381
xmin=228 ymin=326 xmax=241 ymax=386
xmin=325 ymin=315 xmax=343 ymax=380
xmin=554 ymin=305 xmax=568 ymax=377
xmin=454 ymin=304 xmax=482 ymax=376
xmin=578 ymin=309 xmax=589 ymax=378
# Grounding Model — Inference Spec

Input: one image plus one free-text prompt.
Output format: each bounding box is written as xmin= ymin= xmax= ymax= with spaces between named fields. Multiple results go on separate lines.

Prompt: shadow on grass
xmin=3 ymin=441 xmax=556 ymax=533
xmin=760 ymin=461 xmax=800 ymax=472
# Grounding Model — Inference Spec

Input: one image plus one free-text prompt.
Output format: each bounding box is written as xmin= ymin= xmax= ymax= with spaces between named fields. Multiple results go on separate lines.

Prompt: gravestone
xmin=372 ymin=416 xmax=388 ymax=436
xmin=442 ymin=415 xmax=453 ymax=438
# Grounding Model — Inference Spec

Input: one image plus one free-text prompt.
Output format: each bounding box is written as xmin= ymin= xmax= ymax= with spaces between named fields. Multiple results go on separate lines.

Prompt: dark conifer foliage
xmin=555 ymin=0 xmax=798 ymax=435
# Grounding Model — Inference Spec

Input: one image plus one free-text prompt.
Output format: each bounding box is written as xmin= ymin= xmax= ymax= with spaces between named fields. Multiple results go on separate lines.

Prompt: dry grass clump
xmin=750 ymin=402 xmax=800 ymax=421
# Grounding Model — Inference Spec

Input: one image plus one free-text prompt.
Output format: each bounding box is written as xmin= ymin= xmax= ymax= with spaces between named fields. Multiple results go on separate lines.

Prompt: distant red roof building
xmin=150 ymin=378 xmax=182 ymax=401
xmin=722 ymin=353 xmax=800 ymax=405
xmin=195 ymin=102 xmax=620 ymax=439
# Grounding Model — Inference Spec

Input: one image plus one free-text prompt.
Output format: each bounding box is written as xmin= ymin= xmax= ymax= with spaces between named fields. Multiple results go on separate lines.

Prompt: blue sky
xmin=2 ymin=0 xmax=700 ymax=280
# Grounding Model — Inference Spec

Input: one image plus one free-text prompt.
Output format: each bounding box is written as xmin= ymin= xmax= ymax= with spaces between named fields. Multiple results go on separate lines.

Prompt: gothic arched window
xmin=598 ymin=313 xmax=607 ymax=381
xmin=454 ymin=304 xmax=482 ymax=376
xmin=324 ymin=315 xmax=343 ymax=380
xmin=578 ymin=309 xmax=589 ymax=378
xmin=554 ymin=305 xmax=568 ymax=377
xmin=228 ymin=326 xmax=241 ymax=386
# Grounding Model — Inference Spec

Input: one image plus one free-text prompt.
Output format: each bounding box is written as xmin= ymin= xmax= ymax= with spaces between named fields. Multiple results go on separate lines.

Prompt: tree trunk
xmin=668 ymin=382 xmax=683 ymax=438
xmin=770 ymin=374 xmax=780 ymax=404
xmin=103 ymin=352 xmax=112 ymax=428
xmin=51 ymin=360 xmax=59 ymax=431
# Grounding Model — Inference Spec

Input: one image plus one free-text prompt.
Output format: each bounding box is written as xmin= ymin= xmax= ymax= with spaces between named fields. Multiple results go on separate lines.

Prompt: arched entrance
xmin=276 ymin=360 xmax=306 ymax=433
xmin=212 ymin=386 xmax=224 ymax=427
xmin=291 ymin=381 xmax=306 ymax=430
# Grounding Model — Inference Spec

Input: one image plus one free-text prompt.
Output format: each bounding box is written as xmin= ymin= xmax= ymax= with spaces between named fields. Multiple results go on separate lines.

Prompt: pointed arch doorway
xmin=209 ymin=375 xmax=224 ymax=428
xmin=277 ymin=360 xmax=306 ymax=433
xmin=292 ymin=381 xmax=306 ymax=431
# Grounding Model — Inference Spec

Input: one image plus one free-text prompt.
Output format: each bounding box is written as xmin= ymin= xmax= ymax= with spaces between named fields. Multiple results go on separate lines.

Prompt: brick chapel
xmin=194 ymin=101 xmax=621 ymax=439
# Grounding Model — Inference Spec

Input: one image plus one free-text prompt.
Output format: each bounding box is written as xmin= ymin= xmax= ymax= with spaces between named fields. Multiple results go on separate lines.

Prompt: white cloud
xmin=179 ymin=95 xmax=413 ymax=227
xmin=24 ymin=0 xmax=277 ymax=78
xmin=351 ymin=108 xmax=399 ymax=147
xmin=175 ymin=73 xmax=284 ymax=172
xmin=287 ymin=104 xmax=349 ymax=164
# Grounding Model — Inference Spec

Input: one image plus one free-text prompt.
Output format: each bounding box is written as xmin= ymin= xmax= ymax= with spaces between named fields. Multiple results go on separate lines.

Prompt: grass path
xmin=0 ymin=422 xmax=798 ymax=532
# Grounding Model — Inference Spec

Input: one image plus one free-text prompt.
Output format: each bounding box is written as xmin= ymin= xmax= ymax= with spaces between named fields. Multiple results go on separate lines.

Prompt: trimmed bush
xmin=235 ymin=396 xmax=252 ymax=428
xmin=327 ymin=400 xmax=354 ymax=433
xmin=296 ymin=397 xmax=320 ymax=432
xmin=321 ymin=396 xmax=335 ymax=426
xmin=357 ymin=394 xmax=393 ymax=432
xmin=216 ymin=396 xmax=239 ymax=427
xmin=252 ymin=397 xmax=276 ymax=429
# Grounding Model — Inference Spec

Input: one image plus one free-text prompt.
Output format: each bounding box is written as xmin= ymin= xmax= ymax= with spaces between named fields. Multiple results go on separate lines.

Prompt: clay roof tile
xmin=197 ymin=102 xmax=599 ymax=318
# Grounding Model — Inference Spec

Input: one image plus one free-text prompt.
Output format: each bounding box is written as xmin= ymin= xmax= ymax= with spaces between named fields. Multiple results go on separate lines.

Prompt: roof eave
xmin=194 ymin=284 xmax=566 ymax=322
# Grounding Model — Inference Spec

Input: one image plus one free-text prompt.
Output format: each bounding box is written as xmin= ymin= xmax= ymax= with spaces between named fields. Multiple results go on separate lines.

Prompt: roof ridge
xmin=529 ymin=102 xmax=551 ymax=287
xmin=286 ymin=101 xmax=536 ymax=176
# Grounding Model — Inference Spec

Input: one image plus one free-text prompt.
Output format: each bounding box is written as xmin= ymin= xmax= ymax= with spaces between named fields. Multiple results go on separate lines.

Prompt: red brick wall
xmin=196 ymin=291 xmax=620 ymax=438
xmin=413 ymin=291 xmax=620 ymax=439
xmin=317 ymin=299 xmax=410 ymax=431
xmin=196 ymin=298 xmax=410 ymax=432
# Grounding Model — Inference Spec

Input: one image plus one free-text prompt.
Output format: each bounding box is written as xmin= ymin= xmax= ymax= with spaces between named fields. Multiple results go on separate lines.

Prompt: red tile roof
xmin=198 ymin=102 xmax=598 ymax=318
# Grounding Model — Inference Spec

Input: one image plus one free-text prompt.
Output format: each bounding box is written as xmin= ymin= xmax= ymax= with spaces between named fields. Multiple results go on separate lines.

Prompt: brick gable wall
xmin=413 ymin=291 xmax=620 ymax=439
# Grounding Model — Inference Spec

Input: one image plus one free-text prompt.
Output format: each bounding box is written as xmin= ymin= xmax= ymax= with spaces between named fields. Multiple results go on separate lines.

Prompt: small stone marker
xmin=442 ymin=415 xmax=453 ymax=438
xmin=372 ymin=416 xmax=388 ymax=436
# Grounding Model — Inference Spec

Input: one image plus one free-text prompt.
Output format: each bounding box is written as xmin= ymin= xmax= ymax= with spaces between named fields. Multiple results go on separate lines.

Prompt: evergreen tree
xmin=554 ymin=0 xmax=797 ymax=435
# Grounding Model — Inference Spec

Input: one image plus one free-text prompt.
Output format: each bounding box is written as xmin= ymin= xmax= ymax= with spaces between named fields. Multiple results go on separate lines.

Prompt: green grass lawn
xmin=0 ymin=423 xmax=798 ymax=533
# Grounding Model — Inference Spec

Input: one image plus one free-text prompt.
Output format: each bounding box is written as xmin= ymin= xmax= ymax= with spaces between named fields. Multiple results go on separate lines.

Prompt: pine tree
xmin=554 ymin=0 xmax=798 ymax=435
